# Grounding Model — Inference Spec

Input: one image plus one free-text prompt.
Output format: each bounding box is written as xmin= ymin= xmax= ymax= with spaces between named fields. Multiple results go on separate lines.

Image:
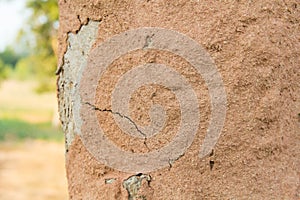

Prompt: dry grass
xmin=0 ymin=79 xmax=57 ymax=123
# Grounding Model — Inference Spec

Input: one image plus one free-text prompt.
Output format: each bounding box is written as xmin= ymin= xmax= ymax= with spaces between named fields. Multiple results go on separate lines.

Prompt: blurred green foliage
xmin=0 ymin=47 xmax=21 ymax=82
xmin=0 ymin=59 xmax=12 ymax=82
xmin=26 ymin=0 xmax=58 ymax=55
xmin=0 ymin=119 xmax=63 ymax=142
xmin=0 ymin=0 xmax=58 ymax=92
xmin=0 ymin=47 xmax=22 ymax=68
xmin=21 ymin=0 xmax=59 ymax=92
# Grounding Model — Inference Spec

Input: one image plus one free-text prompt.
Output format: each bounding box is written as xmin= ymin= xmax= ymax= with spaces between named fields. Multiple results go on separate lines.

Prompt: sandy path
xmin=0 ymin=141 xmax=68 ymax=200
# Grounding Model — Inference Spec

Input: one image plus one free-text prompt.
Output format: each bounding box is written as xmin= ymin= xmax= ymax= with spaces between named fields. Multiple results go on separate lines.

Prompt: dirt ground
xmin=0 ymin=141 xmax=68 ymax=200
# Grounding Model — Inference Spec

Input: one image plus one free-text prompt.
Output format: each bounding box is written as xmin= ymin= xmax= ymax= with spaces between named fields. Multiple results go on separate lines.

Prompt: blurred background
xmin=0 ymin=0 xmax=68 ymax=199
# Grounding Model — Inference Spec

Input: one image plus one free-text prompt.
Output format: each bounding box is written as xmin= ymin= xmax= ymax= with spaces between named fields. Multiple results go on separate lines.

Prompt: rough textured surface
xmin=57 ymin=20 xmax=99 ymax=151
xmin=58 ymin=0 xmax=300 ymax=199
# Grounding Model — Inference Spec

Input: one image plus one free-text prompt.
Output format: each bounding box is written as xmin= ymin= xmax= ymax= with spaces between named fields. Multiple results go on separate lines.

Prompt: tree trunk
xmin=57 ymin=0 xmax=300 ymax=199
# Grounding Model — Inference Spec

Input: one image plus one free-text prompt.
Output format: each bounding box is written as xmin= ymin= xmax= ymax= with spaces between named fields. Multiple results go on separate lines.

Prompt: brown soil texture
xmin=58 ymin=0 xmax=299 ymax=199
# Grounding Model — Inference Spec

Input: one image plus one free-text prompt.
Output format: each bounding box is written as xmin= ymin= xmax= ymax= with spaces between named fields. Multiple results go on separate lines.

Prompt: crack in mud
xmin=85 ymin=102 xmax=150 ymax=150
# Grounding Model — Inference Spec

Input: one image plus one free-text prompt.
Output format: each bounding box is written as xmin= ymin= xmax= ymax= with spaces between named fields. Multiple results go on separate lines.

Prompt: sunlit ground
xmin=0 ymin=79 xmax=68 ymax=200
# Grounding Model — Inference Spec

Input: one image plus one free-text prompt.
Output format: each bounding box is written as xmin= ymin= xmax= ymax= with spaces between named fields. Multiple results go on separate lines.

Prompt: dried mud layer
xmin=57 ymin=0 xmax=299 ymax=199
